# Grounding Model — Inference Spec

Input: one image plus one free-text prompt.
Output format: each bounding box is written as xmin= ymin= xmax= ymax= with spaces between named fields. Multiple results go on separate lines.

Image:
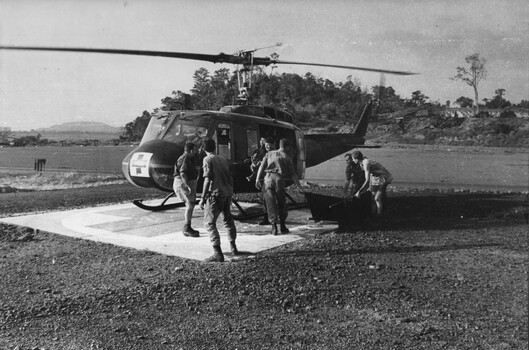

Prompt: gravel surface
xmin=0 ymin=184 xmax=528 ymax=349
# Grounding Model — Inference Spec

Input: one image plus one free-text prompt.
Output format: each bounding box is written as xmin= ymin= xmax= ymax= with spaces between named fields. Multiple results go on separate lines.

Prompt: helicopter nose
xmin=122 ymin=140 xmax=183 ymax=191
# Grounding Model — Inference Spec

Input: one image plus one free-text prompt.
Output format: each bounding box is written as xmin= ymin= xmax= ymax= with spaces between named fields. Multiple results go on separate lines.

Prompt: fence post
xmin=35 ymin=158 xmax=46 ymax=172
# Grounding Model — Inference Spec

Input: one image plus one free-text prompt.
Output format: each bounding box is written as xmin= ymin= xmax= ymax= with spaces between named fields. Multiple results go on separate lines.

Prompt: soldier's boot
xmin=271 ymin=223 xmax=279 ymax=236
xmin=204 ymin=246 xmax=224 ymax=263
xmin=182 ymin=223 xmax=199 ymax=238
xmin=230 ymin=241 xmax=240 ymax=256
xmin=189 ymin=225 xmax=200 ymax=235
xmin=259 ymin=214 xmax=271 ymax=226
xmin=280 ymin=220 xmax=290 ymax=234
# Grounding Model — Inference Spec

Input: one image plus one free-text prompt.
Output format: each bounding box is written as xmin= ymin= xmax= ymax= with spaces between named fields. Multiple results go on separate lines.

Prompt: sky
xmin=1 ymin=0 xmax=528 ymax=131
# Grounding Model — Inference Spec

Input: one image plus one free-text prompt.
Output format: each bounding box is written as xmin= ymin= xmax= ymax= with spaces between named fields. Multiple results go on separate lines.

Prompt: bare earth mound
xmin=0 ymin=185 xmax=527 ymax=349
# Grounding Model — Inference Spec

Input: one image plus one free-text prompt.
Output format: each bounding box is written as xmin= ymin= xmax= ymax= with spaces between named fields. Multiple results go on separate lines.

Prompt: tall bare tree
xmin=452 ymin=53 xmax=487 ymax=113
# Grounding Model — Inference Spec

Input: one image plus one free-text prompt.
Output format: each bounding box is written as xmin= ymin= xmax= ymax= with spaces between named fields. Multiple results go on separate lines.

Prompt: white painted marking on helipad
xmin=0 ymin=201 xmax=336 ymax=261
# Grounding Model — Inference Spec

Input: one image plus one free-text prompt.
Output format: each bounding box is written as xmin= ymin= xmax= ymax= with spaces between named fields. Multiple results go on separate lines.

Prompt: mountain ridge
xmin=37 ymin=121 xmax=121 ymax=133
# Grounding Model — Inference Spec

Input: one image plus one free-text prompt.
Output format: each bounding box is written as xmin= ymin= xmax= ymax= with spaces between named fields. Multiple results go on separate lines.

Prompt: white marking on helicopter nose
xmin=0 ymin=201 xmax=336 ymax=261
xmin=130 ymin=152 xmax=153 ymax=177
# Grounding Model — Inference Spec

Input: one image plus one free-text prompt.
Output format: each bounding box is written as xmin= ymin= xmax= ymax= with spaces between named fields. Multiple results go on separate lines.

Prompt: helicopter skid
xmin=132 ymin=199 xmax=186 ymax=212
xmin=132 ymin=192 xmax=185 ymax=212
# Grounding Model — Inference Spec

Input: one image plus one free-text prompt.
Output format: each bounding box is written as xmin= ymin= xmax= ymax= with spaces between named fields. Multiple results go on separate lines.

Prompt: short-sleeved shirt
xmin=174 ymin=153 xmax=199 ymax=180
xmin=262 ymin=150 xmax=296 ymax=178
xmin=251 ymin=146 xmax=267 ymax=164
xmin=345 ymin=163 xmax=364 ymax=183
xmin=256 ymin=146 xmax=267 ymax=160
xmin=202 ymin=153 xmax=233 ymax=197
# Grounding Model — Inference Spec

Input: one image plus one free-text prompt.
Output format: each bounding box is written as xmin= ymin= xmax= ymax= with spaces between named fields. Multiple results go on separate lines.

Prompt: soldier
xmin=343 ymin=153 xmax=365 ymax=197
xmin=199 ymin=139 xmax=239 ymax=262
xmin=352 ymin=151 xmax=393 ymax=217
xmin=255 ymin=138 xmax=304 ymax=235
xmin=246 ymin=137 xmax=268 ymax=183
xmin=254 ymin=137 xmax=275 ymax=225
xmin=173 ymin=142 xmax=200 ymax=237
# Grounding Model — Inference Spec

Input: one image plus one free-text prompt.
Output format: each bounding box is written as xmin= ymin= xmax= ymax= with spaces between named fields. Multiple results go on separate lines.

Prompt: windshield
xmin=140 ymin=116 xmax=173 ymax=144
xmin=140 ymin=115 xmax=209 ymax=147
xmin=173 ymin=123 xmax=209 ymax=146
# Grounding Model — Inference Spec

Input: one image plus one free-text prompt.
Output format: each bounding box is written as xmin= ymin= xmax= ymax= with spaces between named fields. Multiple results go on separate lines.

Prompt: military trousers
xmin=203 ymin=194 xmax=237 ymax=247
xmin=263 ymin=173 xmax=288 ymax=224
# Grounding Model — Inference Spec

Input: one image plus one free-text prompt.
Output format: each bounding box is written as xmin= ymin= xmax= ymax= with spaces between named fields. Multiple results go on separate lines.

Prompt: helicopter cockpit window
xmin=160 ymin=122 xmax=208 ymax=148
xmin=179 ymin=124 xmax=208 ymax=146
xmin=140 ymin=116 xmax=172 ymax=144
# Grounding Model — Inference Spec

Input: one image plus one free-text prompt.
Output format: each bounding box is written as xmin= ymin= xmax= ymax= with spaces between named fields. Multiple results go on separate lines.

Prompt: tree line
xmin=120 ymin=54 xmax=527 ymax=142
xmin=120 ymin=69 xmax=440 ymax=141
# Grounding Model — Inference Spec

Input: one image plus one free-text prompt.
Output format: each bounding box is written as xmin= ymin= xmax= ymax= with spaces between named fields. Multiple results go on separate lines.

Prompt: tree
xmin=516 ymin=100 xmax=529 ymax=108
xmin=371 ymin=85 xmax=403 ymax=113
xmin=452 ymin=53 xmax=487 ymax=113
xmin=160 ymin=90 xmax=191 ymax=110
xmin=495 ymin=88 xmax=505 ymax=101
xmin=333 ymin=76 xmax=363 ymax=122
xmin=455 ymin=96 xmax=474 ymax=108
xmin=0 ymin=127 xmax=12 ymax=143
xmin=410 ymin=90 xmax=429 ymax=106
xmin=484 ymin=88 xmax=512 ymax=109
xmin=191 ymin=68 xmax=212 ymax=109
xmin=210 ymin=68 xmax=234 ymax=109
xmin=120 ymin=111 xmax=151 ymax=142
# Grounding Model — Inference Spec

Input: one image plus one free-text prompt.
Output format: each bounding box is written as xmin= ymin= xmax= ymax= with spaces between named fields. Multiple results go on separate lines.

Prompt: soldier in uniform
xmin=199 ymin=139 xmax=239 ymax=262
xmin=255 ymin=138 xmax=304 ymax=235
xmin=173 ymin=142 xmax=200 ymax=237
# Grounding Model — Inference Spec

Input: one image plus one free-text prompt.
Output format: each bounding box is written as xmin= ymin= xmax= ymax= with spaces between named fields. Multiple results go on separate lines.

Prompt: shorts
xmin=173 ymin=178 xmax=197 ymax=203
xmin=370 ymin=175 xmax=393 ymax=192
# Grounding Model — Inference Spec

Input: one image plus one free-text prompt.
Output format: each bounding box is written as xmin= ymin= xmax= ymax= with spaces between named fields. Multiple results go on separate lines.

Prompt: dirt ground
xmin=0 ymin=184 xmax=528 ymax=349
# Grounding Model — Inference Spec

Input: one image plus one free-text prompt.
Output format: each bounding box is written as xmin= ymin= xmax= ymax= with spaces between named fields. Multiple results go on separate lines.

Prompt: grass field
xmin=2 ymin=144 xmax=528 ymax=193
xmin=0 ymin=172 xmax=127 ymax=191
xmin=12 ymin=130 xmax=121 ymax=142
xmin=0 ymin=145 xmax=135 ymax=173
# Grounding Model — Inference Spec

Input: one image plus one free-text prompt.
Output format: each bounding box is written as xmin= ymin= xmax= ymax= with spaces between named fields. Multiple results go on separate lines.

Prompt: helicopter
xmin=0 ymin=44 xmax=416 ymax=214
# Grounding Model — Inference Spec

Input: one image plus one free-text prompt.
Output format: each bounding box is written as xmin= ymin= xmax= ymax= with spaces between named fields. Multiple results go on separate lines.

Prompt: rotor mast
xmin=234 ymin=43 xmax=283 ymax=104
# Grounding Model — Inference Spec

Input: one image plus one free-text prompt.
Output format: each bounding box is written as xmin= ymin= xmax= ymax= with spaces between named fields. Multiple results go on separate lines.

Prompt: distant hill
xmin=11 ymin=121 xmax=122 ymax=143
xmin=343 ymin=107 xmax=529 ymax=148
xmin=37 ymin=121 xmax=121 ymax=134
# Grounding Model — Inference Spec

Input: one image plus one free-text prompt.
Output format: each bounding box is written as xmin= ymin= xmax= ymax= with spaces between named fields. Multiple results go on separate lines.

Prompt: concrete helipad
xmin=0 ymin=200 xmax=336 ymax=261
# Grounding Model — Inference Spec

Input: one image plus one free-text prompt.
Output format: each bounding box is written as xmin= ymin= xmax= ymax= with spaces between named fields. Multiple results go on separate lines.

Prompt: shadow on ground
xmin=382 ymin=191 xmax=528 ymax=231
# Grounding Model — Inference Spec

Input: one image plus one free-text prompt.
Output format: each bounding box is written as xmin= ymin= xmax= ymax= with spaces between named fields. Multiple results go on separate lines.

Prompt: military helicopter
xmin=0 ymin=44 xmax=416 ymax=213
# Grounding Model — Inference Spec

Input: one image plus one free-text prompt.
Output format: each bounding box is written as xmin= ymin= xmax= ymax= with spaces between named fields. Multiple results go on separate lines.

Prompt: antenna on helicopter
xmin=375 ymin=72 xmax=386 ymax=108
xmin=235 ymin=42 xmax=283 ymax=56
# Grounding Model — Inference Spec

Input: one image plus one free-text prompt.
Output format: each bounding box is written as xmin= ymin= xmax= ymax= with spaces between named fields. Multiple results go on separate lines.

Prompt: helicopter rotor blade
xmin=0 ymin=46 xmax=243 ymax=64
xmin=0 ymin=45 xmax=418 ymax=75
xmin=272 ymin=59 xmax=417 ymax=76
